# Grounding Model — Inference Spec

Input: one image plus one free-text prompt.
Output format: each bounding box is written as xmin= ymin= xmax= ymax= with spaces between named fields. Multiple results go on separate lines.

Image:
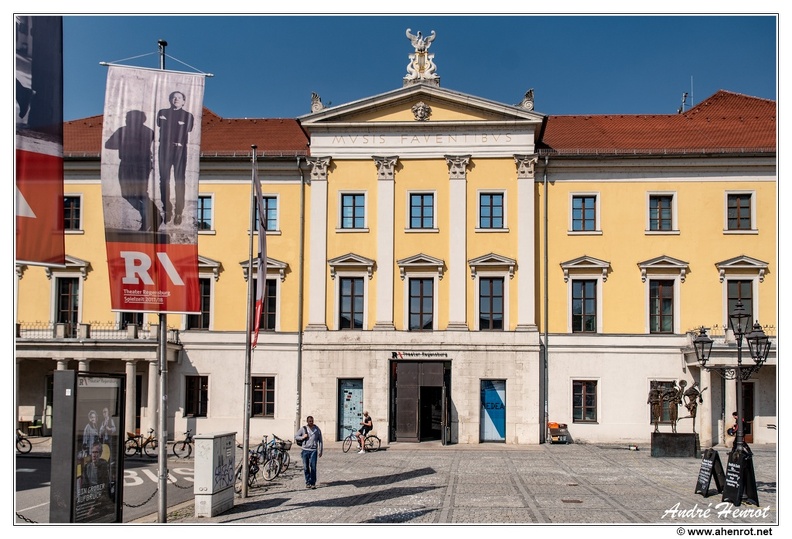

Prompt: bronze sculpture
xmin=648 ymin=380 xmax=663 ymax=432
xmin=663 ymin=380 xmax=686 ymax=433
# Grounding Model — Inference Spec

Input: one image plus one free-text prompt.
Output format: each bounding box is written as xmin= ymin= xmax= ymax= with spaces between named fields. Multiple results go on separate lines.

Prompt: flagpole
xmin=241 ymin=145 xmax=257 ymax=497
xmin=156 ymin=38 xmax=169 ymax=524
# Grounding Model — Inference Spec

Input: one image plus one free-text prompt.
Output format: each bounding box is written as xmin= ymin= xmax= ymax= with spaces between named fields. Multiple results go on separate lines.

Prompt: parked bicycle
xmin=234 ymin=449 xmax=262 ymax=493
xmin=16 ymin=429 xmax=32 ymax=454
xmin=255 ymin=434 xmax=291 ymax=478
xmin=342 ymin=426 xmax=380 ymax=453
xmin=125 ymin=428 xmax=158 ymax=457
xmin=172 ymin=429 xmax=195 ymax=458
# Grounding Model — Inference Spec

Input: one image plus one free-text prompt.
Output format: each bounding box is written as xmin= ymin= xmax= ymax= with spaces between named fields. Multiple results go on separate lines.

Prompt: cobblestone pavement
xmin=167 ymin=441 xmax=777 ymax=526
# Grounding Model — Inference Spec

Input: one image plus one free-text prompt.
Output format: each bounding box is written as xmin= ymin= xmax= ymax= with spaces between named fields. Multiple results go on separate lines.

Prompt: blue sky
xmin=61 ymin=14 xmax=778 ymax=121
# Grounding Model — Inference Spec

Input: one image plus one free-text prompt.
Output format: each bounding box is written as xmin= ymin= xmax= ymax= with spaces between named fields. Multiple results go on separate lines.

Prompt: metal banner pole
xmin=157 ymin=38 xmax=169 ymax=524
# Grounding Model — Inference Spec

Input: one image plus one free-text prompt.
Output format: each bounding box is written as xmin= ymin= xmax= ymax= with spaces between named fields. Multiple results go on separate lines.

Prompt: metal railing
xmin=15 ymin=321 xmax=181 ymax=344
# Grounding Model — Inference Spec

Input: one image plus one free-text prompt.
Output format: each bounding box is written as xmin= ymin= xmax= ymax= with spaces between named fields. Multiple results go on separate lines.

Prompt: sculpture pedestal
xmin=651 ymin=432 xmax=700 ymax=458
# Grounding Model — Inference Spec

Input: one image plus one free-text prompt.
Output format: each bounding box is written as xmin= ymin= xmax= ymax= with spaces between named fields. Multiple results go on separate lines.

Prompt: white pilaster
xmin=77 ymin=358 xmax=90 ymax=371
xmin=306 ymin=157 xmax=331 ymax=331
xmin=146 ymin=359 xmax=158 ymax=434
xmin=125 ymin=359 xmax=137 ymax=436
xmin=446 ymin=155 xmax=470 ymax=330
xmin=699 ymin=367 xmax=713 ymax=446
xmin=373 ymin=156 xmax=398 ymax=330
xmin=515 ymin=155 xmax=538 ymax=330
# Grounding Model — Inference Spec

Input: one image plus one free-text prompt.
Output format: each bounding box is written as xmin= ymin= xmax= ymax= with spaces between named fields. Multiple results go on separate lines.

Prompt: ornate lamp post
xmin=693 ymin=301 xmax=771 ymax=454
xmin=692 ymin=301 xmax=771 ymax=506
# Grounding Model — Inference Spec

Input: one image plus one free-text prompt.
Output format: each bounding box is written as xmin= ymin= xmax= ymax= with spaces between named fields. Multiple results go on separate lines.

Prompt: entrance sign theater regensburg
xmin=16 ymin=29 xmax=776 ymax=448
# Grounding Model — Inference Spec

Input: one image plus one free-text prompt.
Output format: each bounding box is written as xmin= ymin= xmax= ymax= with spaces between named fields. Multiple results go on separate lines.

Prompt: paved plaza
xmin=164 ymin=440 xmax=777 ymax=527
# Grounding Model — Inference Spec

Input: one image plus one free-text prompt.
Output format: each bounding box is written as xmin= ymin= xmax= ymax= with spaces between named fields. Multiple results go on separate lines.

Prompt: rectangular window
xmin=727 ymin=194 xmax=752 ymax=230
xmin=259 ymin=278 xmax=277 ymax=331
xmin=649 ymin=280 xmax=674 ymax=333
xmin=572 ymin=195 xmax=596 ymax=231
xmin=410 ymin=193 xmax=434 ymax=229
xmin=649 ymin=195 xmax=673 ymax=231
xmin=197 ymin=195 xmax=212 ymax=231
xmin=339 ymin=277 xmax=364 ymax=329
xmin=187 ymin=278 xmax=211 ymax=330
xmin=340 ymin=194 xmax=365 ymax=229
xmin=255 ymin=196 xmax=278 ymax=232
xmin=572 ymin=280 xmax=597 ymax=332
xmin=251 ymin=376 xmax=275 ymax=418
xmin=409 ymin=278 xmax=434 ymax=331
xmin=64 ymin=195 xmax=81 ymax=231
xmin=573 ymin=380 xmax=597 ymax=422
xmin=479 ymin=277 xmax=504 ymax=330
xmin=479 ymin=193 xmax=504 ymax=229
xmin=56 ymin=277 xmax=79 ymax=337
xmin=120 ymin=312 xmax=144 ymax=329
xmin=185 ymin=376 xmax=208 ymax=417
xmin=728 ymin=280 xmax=753 ymax=321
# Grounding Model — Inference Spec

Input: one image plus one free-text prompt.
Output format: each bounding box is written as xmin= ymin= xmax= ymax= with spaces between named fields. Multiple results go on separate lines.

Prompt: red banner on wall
xmin=101 ymin=66 xmax=205 ymax=313
xmin=15 ymin=16 xmax=65 ymax=266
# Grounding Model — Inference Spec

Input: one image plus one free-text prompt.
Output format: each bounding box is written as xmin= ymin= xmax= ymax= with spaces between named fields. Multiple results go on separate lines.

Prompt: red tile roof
xmin=64 ymin=108 xmax=309 ymax=157
xmin=64 ymin=91 xmax=775 ymax=158
xmin=539 ymin=90 xmax=776 ymax=155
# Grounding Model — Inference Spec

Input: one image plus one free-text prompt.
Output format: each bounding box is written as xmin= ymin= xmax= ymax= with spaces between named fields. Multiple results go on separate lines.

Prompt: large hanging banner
xmin=101 ymin=66 xmax=204 ymax=313
xmin=15 ymin=16 xmax=65 ymax=265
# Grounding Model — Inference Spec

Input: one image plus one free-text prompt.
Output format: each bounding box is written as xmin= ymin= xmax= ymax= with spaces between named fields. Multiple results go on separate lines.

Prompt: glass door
xmin=480 ymin=380 xmax=506 ymax=442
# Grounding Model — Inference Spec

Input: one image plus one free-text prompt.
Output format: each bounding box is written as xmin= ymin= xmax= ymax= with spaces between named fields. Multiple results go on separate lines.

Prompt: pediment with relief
xmin=300 ymin=85 xmax=545 ymax=125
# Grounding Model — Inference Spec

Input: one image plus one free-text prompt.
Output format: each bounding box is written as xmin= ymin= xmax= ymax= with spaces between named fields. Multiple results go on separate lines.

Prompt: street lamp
xmin=693 ymin=301 xmax=771 ymax=454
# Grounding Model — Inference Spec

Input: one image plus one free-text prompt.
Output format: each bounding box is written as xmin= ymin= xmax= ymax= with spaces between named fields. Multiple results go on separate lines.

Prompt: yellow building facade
xmin=15 ymin=40 xmax=776 ymax=448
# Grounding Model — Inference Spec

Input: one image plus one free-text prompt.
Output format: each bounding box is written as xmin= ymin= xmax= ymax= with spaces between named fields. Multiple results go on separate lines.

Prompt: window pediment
xmin=198 ymin=255 xmax=222 ymax=281
xmin=328 ymin=253 xmax=376 ymax=280
xmin=45 ymin=255 xmax=91 ymax=280
xmin=715 ymin=255 xmax=768 ymax=283
xmin=239 ymin=256 xmax=288 ymax=282
xmin=637 ymin=255 xmax=689 ymax=283
xmin=560 ymin=255 xmax=610 ymax=283
xmin=468 ymin=252 xmax=516 ymax=280
xmin=397 ymin=253 xmax=445 ymax=280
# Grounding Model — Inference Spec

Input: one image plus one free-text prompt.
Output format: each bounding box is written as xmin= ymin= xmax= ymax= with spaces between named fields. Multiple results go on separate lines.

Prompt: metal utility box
xmin=193 ymin=432 xmax=236 ymax=517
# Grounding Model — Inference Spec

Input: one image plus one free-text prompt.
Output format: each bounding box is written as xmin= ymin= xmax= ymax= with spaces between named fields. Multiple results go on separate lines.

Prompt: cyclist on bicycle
xmin=357 ymin=411 xmax=372 ymax=454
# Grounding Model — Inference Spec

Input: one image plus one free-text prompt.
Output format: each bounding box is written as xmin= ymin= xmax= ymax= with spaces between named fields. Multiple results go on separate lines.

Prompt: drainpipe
xmin=295 ymin=157 xmax=305 ymax=432
xmin=542 ymin=155 xmax=549 ymax=444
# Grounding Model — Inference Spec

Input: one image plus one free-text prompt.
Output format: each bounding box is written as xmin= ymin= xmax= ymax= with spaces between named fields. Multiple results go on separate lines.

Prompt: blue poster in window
xmin=480 ymin=380 xmax=506 ymax=442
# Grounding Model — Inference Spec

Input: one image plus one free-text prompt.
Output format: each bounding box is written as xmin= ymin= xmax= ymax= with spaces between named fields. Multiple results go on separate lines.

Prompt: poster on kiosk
xmin=73 ymin=374 xmax=125 ymax=523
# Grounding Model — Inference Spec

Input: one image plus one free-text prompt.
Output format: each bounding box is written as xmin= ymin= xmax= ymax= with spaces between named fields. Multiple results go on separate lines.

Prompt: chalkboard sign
xmin=695 ymin=448 xmax=725 ymax=497
xmin=721 ymin=447 xmax=759 ymax=507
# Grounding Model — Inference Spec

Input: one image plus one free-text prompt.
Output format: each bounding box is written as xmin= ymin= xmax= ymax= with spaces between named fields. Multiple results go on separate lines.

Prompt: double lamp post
xmin=692 ymin=300 xmax=772 ymax=455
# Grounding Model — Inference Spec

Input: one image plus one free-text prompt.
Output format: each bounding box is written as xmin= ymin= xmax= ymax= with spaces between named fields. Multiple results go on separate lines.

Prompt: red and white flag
xmin=100 ymin=66 xmax=205 ymax=313
xmin=15 ymin=16 xmax=65 ymax=266
xmin=251 ymin=163 xmax=267 ymax=348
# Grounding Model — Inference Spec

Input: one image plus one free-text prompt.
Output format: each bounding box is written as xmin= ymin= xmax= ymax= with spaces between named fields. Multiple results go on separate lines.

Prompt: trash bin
xmin=548 ymin=422 xmax=572 ymax=444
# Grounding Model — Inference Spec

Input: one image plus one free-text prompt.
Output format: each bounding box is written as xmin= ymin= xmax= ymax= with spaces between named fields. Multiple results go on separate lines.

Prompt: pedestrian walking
xmin=295 ymin=416 xmax=323 ymax=489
